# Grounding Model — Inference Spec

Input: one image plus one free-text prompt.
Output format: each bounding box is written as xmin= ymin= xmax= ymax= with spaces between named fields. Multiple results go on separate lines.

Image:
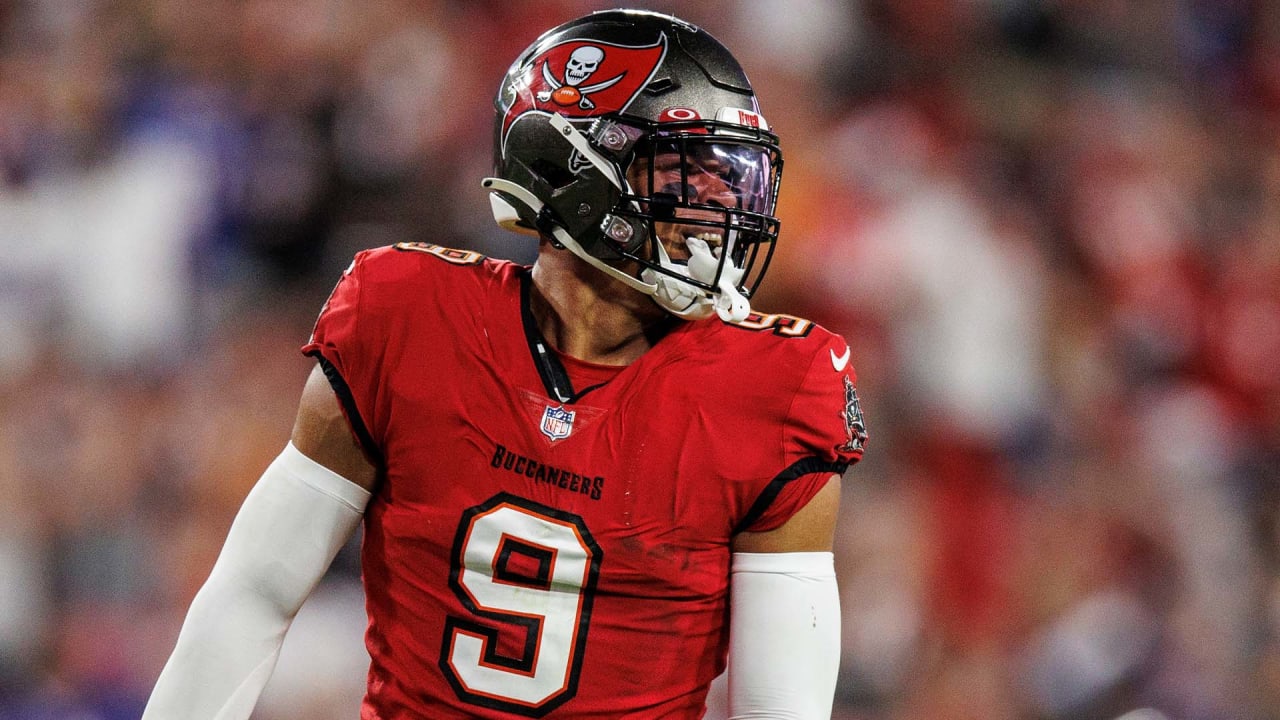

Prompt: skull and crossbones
xmin=565 ymin=46 xmax=603 ymax=84
xmin=537 ymin=45 xmax=624 ymax=110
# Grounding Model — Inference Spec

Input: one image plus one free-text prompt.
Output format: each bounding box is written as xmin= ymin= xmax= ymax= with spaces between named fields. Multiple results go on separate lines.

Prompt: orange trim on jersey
xmin=728 ymin=311 xmax=814 ymax=337
xmin=394 ymin=241 xmax=486 ymax=265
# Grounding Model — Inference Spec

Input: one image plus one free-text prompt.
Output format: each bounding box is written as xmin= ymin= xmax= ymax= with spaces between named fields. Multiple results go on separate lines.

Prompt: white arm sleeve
xmin=142 ymin=442 xmax=371 ymax=720
xmin=727 ymin=552 xmax=841 ymax=720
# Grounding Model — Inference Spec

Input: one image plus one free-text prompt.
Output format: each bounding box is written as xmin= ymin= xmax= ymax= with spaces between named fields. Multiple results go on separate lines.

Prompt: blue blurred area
xmin=1 ymin=1 xmax=1278 ymax=718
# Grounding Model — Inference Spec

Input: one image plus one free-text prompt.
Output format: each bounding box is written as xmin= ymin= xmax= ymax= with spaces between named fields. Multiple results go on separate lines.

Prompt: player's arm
xmin=727 ymin=474 xmax=842 ymax=720
xmin=142 ymin=365 xmax=377 ymax=720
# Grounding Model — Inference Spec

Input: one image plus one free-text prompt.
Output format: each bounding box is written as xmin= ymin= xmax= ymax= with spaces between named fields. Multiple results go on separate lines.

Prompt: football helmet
xmin=484 ymin=9 xmax=782 ymax=321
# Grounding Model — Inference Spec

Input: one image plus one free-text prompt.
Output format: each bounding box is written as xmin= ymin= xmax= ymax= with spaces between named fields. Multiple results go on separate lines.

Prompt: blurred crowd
xmin=1 ymin=0 xmax=1278 ymax=718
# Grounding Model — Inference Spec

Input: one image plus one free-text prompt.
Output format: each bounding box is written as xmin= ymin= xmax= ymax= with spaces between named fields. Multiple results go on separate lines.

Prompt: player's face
xmin=626 ymin=141 xmax=773 ymax=263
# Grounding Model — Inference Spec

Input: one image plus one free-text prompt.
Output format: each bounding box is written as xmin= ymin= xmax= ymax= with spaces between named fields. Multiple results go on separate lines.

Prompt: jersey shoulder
xmin=713 ymin=309 xmax=849 ymax=371
xmin=701 ymin=309 xmax=866 ymax=465
xmin=307 ymin=240 xmax=522 ymax=364
xmin=351 ymin=241 xmax=522 ymax=308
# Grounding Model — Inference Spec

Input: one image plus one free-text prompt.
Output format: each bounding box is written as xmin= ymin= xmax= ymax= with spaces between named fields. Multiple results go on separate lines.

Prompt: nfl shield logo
xmin=540 ymin=405 xmax=576 ymax=441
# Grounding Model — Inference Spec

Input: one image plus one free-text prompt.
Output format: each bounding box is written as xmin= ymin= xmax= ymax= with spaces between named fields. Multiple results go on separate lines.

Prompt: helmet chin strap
xmin=486 ymin=113 xmax=753 ymax=323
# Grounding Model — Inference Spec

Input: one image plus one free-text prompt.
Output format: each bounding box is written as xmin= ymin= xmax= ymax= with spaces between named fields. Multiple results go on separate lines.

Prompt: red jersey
xmin=302 ymin=242 xmax=866 ymax=719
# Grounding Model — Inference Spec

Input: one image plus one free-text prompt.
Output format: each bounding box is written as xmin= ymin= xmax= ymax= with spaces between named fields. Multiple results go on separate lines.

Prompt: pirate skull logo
xmin=565 ymin=46 xmax=603 ymax=84
xmin=537 ymin=44 xmax=624 ymax=110
xmin=499 ymin=36 xmax=666 ymax=144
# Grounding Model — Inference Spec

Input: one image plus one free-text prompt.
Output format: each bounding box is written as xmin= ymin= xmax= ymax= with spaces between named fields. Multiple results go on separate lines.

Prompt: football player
xmin=144 ymin=8 xmax=866 ymax=719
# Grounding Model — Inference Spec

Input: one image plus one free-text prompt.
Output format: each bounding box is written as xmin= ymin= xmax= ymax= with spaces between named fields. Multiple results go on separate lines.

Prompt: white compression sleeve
xmin=727 ymin=552 xmax=842 ymax=720
xmin=142 ymin=442 xmax=371 ymax=720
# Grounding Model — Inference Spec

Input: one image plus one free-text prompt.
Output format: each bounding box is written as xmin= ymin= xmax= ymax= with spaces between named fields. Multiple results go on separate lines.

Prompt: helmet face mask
xmin=619 ymin=128 xmax=781 ymax=296
xmin=486 ymin=9 xmax=783 ymax=321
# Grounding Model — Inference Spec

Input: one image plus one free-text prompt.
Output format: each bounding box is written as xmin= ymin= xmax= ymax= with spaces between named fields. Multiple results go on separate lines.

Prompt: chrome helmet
xmin=485 ymin=9 xmax=782 ymax=321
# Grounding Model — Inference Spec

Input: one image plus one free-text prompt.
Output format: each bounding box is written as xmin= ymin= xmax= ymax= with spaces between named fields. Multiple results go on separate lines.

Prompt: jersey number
xmin=441 ymin=493 xmax=602 ymax=717
xmin=394 ymin=241 xmax=485 ymax=265
xmin=729 ymin=311 xmax=814 ymax=337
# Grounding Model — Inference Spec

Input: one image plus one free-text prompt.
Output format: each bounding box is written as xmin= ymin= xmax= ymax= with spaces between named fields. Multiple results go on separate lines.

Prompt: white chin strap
xmin=641 ymin=236 xmax=751 ymax=322
xmin=485 ymin=112 xmax=754 ymax=323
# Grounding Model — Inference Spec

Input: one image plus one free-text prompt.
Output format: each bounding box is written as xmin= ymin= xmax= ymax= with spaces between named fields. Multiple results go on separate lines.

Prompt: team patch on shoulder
xmin=838 ymin=375 xmax=867 ymax=454
xmin=393 ymin=242 xmax=485 ymax=265
xmin=726 ymin=311 xmax=813 ymax=338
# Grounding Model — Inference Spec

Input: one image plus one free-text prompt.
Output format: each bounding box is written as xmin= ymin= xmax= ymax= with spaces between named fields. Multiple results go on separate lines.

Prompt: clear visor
xmin=633 ymin=139 xmax=776 ymax=216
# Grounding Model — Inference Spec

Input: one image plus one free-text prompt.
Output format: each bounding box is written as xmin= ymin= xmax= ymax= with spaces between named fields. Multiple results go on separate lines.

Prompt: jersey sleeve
xmin=301 ymin=251 xmax=383 ymax=463
xmin=785 ymin=336 xmax=868 ymax=469
xmin=738 ymin=335 xmax=868 ymax=533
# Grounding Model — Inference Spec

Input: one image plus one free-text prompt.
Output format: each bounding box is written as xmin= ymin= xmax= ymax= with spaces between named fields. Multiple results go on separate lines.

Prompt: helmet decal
xmin=501 ymin=36 xmax=667 ymax=142
xmin=658 ymin=107 xmax=702 ymax=122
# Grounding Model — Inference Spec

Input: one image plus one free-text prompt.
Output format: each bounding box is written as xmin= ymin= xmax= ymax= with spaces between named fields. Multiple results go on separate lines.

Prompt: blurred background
xmin=1 ymin=0 xmax=1278 ymax=718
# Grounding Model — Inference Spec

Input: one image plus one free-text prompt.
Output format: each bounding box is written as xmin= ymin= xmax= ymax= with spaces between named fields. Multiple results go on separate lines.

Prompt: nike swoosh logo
xmin=830 ymin=346 xmax=851 ymax=372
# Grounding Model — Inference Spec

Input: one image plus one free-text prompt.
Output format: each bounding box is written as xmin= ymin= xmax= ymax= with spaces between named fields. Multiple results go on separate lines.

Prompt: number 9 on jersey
xmin=441 ymin=493 xmax=603 ymax=717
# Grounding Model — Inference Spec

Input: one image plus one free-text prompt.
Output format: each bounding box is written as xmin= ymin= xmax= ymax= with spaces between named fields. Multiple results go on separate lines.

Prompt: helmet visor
xmin=617 ymin=131 xmax=782 ymax=298
xmin=632 ymin=139 xmax=777 ymax=217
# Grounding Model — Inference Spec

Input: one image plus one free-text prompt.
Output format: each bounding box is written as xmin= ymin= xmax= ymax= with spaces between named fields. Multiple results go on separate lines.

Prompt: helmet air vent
xmin=643 ymin=77 xmax=679 ymax=95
